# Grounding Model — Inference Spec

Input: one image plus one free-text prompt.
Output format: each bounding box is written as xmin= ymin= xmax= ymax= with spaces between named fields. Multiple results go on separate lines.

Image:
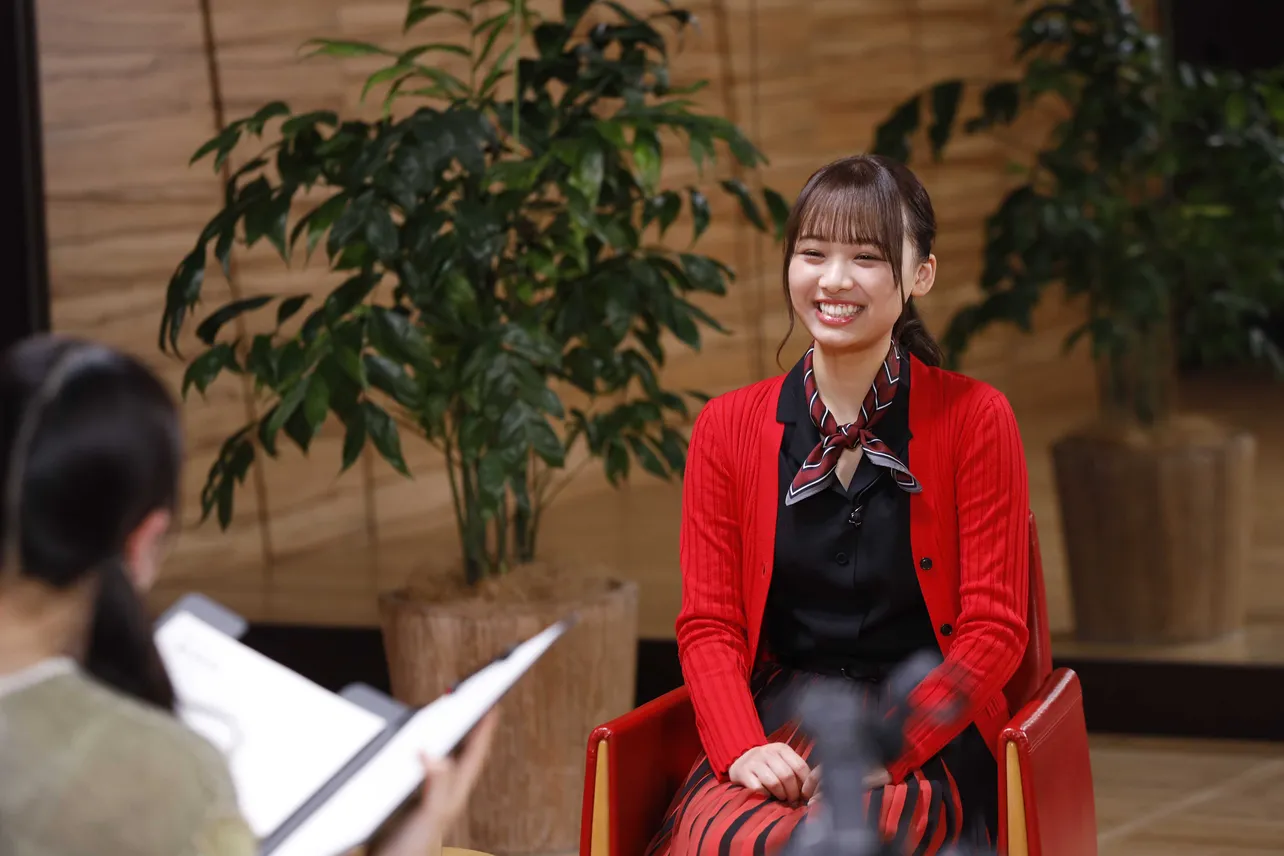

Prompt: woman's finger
xmin=763 ymin=753 xmax=802 ymax=804
xmin=755 ymin=766 xmax=788 ymax=802
xmin=775 ymin=745 xmax=812 ymax=787
xmin=741 ymin=773 xmax=767 ymax=796
xmin=801 ymin=764 xmax=822 ymax=800
xmin=454 ymin=710 xmax=499 ymax=793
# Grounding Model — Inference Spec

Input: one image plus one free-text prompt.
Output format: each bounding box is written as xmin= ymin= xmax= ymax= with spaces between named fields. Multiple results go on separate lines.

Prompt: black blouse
xmin=763 ymin=353 xmax=939 ymax=674
xmin=762 ymin=352 xmax=998 ymax=836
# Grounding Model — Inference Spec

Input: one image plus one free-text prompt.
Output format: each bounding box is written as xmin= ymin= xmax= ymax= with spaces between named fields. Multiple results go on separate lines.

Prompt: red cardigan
xmin=675 ymin=355 xmax=1031 ymax=783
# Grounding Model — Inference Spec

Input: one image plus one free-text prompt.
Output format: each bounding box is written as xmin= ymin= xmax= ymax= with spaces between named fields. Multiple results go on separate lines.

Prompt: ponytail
xmin=86 ymin=561 xmax=176 ymax=712
xmin=893 ymin=301 xmax=944 ymax=368
xmin=1 ymin=336 xmax=182 ymax=713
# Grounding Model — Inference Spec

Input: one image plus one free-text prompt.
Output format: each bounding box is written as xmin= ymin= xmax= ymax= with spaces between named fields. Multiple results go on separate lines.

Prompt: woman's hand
xmin=373 ymin=710 xmax=499 ymax=856
xmin=803 ymin=765 xmax=891 ymax=805
xmin=728 ymin=743 xmax=811 ymax=804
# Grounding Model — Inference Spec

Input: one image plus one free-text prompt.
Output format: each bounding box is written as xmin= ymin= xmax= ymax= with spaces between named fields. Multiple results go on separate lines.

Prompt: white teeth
xmin=818 ymin=302 xmax=863 ymax=319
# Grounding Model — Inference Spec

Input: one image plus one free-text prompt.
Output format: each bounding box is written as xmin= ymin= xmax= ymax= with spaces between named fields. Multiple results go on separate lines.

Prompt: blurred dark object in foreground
xmin=780 ymin=652 xmax=994 ymax=856
xmin=1 ymin=0 xmax=50 ymax=354
xmin=1171 ymin=0 xmax=1283 ymax=73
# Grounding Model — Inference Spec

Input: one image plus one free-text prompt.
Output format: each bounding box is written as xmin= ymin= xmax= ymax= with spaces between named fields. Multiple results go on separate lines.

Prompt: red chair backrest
xmin=1003 ymin=513 xmax=1053 ymax=714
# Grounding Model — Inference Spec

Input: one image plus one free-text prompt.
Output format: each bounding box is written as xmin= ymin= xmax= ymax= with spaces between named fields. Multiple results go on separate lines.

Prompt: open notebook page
xmin=155 ymin=611 xmax=388 ymax=838
xmin=269 ymin=619 xmax=572 ymax=856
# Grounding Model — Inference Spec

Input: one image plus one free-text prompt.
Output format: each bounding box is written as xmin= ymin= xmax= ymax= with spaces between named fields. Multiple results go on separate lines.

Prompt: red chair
xmin=581 ymin=515 xmax=1097 ymax=856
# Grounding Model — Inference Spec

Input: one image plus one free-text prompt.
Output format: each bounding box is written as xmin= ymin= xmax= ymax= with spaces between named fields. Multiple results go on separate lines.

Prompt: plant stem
xmin=444 ymin=435 xmax=470 ymax=574
xmin=460 ymin=458 xmax=484 ymax=584
xmin=495 ymin=489 xmax=509 ymax=571
xmin=511 ymin=0 xmax=522 ymax=144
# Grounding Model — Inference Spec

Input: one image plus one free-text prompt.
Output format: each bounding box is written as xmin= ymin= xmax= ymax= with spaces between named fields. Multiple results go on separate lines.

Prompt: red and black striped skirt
xmin=644 ymin=666 xmax=996 ymax=856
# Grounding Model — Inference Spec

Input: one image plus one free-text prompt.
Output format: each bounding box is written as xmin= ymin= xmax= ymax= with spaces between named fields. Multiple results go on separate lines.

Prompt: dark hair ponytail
xmin=1 ymin=336 xmax=182 ymax=712
xmin=893 ymin=299 xmax=944 ymax=368
xmin=85 ymin=561 xmax=176 ymax=710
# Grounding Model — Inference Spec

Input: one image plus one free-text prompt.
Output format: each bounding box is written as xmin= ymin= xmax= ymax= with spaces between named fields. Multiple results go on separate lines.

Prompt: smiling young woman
xmin=645 ymin=155 xmax=1031 ymax=855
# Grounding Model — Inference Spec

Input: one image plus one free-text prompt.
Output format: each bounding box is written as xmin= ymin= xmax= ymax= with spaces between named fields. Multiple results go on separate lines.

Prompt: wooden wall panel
xmin=34 ymin=0 xmax=1278 ymax=643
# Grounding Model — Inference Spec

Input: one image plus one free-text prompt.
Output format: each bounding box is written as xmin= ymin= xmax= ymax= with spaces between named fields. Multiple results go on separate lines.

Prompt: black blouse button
xmin=940 ymin=623 xmax=954 ymax=637
xmin=835 ymin=551 xmax=850 ymax=565
xmin=919 ymin=557 xmax=933 ymax=570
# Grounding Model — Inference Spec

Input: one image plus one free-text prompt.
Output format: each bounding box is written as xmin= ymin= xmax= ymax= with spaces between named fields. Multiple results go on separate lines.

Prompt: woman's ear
xmin=122 ymin=509 xmax=172 ymax=593
xmin=910 ymin=254 xmax=937 ymax=299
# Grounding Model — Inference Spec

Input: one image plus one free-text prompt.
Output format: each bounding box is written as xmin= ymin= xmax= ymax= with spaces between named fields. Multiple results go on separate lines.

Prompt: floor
xmin=1092 ymin=735 xmax=1284 ymax=854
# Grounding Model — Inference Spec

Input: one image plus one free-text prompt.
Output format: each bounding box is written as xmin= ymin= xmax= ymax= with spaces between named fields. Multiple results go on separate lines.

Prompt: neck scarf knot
xmin=785 ymin=342 xmax=922 ymax=506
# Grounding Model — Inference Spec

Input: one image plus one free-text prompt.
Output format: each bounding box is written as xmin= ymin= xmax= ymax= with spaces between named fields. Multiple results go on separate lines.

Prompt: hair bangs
xmin=792 ymin=164 xmax=906 ymax=276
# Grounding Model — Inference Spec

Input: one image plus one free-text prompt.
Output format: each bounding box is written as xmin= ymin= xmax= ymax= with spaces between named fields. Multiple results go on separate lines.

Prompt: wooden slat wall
xmin=35 ymin=0 xmax=1275 ymax=641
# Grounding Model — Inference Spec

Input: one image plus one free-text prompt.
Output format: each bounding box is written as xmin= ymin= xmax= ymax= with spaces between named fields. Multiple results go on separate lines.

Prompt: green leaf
xmin=370 ymin=309 xmax=433 ymax=367
xmin=871 ymin=93 xmax=921 ymax=162
xmin=182 ymin=344 xmax=238 ymax=398
xmin=266 ymin=379 xmax=311 ymax=442
xmin=365 ymin=207 xmax=400 ymax=259
xmin=290 ymin=193 xmax=347 ymax=261
xmin=570 ymin=146 xmax=605 ymax=204
xmin=928 ymin=80 xmax=964 ymax=159
xmin=195 ymin=296 xmax=274 ymax=346
xmin=399 ymin=43 xmax=470 ymax=62
xmin=341 ymin=408 xmax=367 ymax=471
xmin=680 ymin=253 xmax=727 ymax=295
xmin=301 ymin=39 xmax=396 ymax=59
xmin=365 ymin=401 xmax=410 ymax=475
xmin=276 ymin=295 xmax=310 ymax=327
xmin=325 ymin=273 xmax=379 ymax=321
xmin=191 ymin=125 xmax=242 ymax=169
xmin=405 ymin=2 xmax=471 ymax=32
xmin=303 ymin=373 xmax=330 ymax=434
xmin=563 ymin=0 xmax=594 ymax=24
xmin=478 ymin=452 xmax=508 ymax=503
xmin=364 ymin=354 xmax=420 ymax=408
xmin=528 ymin=416 xmax=565 ymax=466
xmin=333 ymin=343 xmax=368 ymax=390
xmin=720 ymin=179 xmax=766 ymax=230
xmin=281 ymin=110 xmax=338 ymax=139
xmin=658 ymin=426 xmax=687 ymax=472
xmin=689 ymin=188 xmax=710 ymax=241
xmin=626 ymin=434 xmax=667 ymax=478
xmin=603 ymin=439 xmax=630 ymax=485
xmin=361 ymin=64 xmax=415 ymax=103
xmin=160 ymin=247 xmax=207 ymax=354
xmin=762 ymin=188 xmax=790 ymax=240
xmin=633 ymin=128 xmax=662 ymax=193
xmin=245 ymin=101 xmax=290 ymax=135
xmin=244 ymin=188 xmax=293 ymax=258
xmin=1226 ymin=90 xmax=1249 ymax=130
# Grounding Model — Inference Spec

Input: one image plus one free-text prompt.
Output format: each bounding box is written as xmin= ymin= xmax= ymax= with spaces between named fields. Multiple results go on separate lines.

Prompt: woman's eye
xmin=800 ymin=250 xmax=823 ymax=259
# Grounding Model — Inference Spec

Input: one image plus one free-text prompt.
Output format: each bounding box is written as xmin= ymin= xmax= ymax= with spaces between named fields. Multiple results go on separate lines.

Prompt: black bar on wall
xmin=1 ymin=0 xmax=52 ymax=353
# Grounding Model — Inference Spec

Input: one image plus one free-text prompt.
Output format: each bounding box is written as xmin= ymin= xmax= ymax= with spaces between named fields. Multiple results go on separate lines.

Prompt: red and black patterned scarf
xmin=785 ymin=342 xmax=921 ymax=506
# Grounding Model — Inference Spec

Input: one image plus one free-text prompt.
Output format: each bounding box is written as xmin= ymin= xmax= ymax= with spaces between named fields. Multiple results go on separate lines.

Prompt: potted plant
xmin=871 ymin=0 xmax=1284 ymax=645
xmin=159 ymin=0 xmax=785 ymax=849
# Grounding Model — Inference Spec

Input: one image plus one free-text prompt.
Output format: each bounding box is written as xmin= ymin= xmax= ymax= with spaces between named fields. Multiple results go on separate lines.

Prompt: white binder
xmin=154 ymin=594 xmax=573 ymax=856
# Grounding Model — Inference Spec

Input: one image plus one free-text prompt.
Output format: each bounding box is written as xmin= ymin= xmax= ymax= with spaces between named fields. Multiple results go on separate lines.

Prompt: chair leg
xmin=1004 ymin=743 xmax=1029 ymax=856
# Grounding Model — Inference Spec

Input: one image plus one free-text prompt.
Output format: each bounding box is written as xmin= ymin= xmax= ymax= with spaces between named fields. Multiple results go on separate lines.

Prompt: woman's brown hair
xmin=776 ymin=154 xmax=944 ymax=368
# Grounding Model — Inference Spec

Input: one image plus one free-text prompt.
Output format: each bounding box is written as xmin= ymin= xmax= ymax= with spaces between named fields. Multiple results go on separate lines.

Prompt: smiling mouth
xmin=817 ymin=301 xmax=865 ymax=321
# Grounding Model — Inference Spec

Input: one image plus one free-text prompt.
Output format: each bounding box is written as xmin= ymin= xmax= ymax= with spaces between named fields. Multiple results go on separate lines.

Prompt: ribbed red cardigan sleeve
xmin=887 ymin=391 xmax=1031 ymax=783
xmin=674 ymin=401 xmax=769 ymax=778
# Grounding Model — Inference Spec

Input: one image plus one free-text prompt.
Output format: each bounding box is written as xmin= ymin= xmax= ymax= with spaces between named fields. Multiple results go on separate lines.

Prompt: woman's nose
xmin=817 ymin=261 xmax=854 ymax=290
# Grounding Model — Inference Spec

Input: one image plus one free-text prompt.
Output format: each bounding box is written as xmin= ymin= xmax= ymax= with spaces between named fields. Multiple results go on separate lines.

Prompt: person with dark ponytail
xmin=649 ymin=156 xmax=1031 ymax=855
xmin=0 ymin=335 xmax=495 ymax=856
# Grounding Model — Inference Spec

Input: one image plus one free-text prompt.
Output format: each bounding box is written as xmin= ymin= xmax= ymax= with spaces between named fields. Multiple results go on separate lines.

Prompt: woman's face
xmin=787 ymin=231 xmax=936 ymax=355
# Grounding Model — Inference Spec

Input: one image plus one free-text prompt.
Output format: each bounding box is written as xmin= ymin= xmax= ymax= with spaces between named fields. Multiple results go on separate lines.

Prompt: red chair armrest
xmin=999 ymin=668 xmax=1097 ymax=856
xmin=581 ymin=688 xmax=701 ymax=856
